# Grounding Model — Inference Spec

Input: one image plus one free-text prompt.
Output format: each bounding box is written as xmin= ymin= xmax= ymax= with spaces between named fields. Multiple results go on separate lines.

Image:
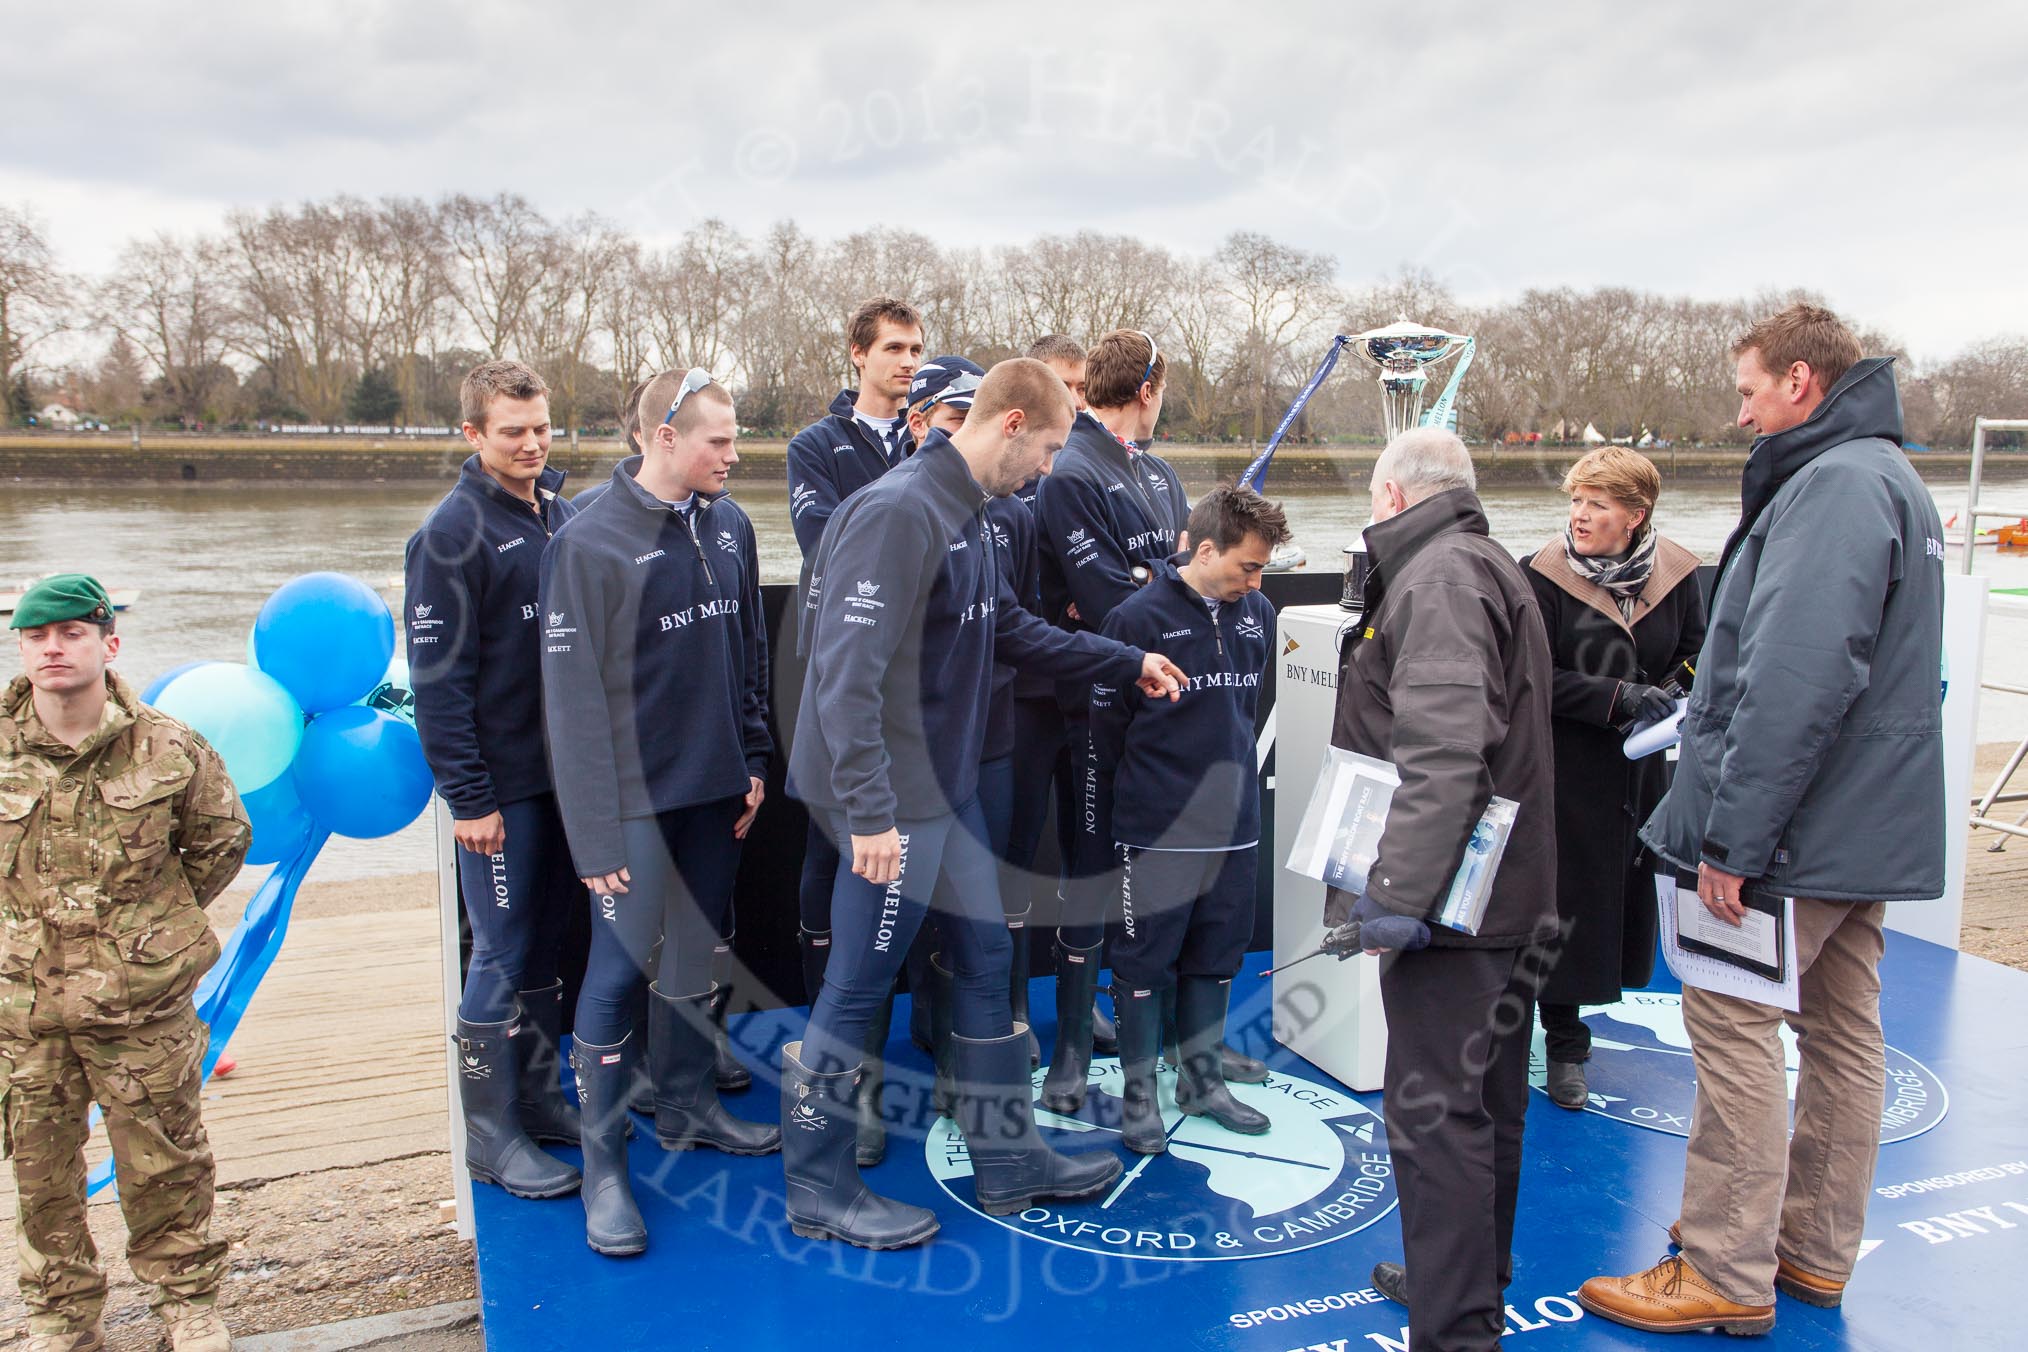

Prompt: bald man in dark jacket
xmin=1326 ymin=429 xmax=1557 ymax=1352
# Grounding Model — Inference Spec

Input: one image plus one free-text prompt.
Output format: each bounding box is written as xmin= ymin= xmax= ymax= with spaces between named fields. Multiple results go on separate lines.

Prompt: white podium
xmin=1270 ymin=603 xmax=1388 ymax=1091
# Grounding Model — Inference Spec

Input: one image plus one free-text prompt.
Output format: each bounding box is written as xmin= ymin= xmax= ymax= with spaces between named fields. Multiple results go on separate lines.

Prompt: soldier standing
xmin=2 ymin=575 xmax=251 ymax=1352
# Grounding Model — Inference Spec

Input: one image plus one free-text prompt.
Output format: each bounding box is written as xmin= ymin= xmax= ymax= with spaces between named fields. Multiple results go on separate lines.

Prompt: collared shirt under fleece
xmin=1089 ymin=562 xmax=1275 ymax=851
xmin=788 ymin=430 xmax=1150 ymax=836
xmin=538 ymin=463 xmax=772 ymax=878
xmin=786 ymin=389 xmax=906 ymax=564
xmin=404 ymin=455 xmax=575 ymax=820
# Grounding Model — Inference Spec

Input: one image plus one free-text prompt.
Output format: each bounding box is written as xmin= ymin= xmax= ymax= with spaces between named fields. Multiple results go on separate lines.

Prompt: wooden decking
xmin=0 ymin=905 xmax=452 ymax=1212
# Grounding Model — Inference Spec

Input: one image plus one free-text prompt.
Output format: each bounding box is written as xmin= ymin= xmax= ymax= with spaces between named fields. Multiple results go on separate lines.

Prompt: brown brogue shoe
xmin=1578 ymin=1254 xmax=1775 ymax=1336
xmin=1775 ymin=1256 xmax=1845 ymax=1308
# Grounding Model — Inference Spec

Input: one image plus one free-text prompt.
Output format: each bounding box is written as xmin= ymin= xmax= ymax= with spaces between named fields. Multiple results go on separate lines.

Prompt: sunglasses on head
xmin=661 ymin=368 xmax=714 ymax=426
xmin=1135 ymin=331 xmax=1159 ymax=388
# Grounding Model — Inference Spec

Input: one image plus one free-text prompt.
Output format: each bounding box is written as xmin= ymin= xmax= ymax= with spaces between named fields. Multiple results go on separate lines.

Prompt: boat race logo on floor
xmin=925 ymin=1060 xmax=1396 ymax=1262
xmin=1532 ymin=990 xmax=1949 ymax=1143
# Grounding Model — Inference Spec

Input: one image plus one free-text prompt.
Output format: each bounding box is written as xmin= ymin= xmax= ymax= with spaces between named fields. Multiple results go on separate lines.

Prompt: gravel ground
xmin=0 ymin=1155 xmax=474 ymax=1349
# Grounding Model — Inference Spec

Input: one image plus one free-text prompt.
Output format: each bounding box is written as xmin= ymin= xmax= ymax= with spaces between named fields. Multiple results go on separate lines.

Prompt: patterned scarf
xmin=1563 ymin=525 xmax=1657 ymax=620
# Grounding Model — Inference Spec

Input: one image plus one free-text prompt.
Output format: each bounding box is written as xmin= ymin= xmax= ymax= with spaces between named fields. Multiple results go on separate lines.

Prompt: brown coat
xmin=1329 ymin=490 xmax=1559 ymax=949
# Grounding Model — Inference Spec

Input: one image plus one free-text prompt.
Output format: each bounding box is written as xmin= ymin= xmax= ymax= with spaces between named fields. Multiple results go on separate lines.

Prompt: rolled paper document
xmin=1624 ymin=699 xmax=1688 ymax=759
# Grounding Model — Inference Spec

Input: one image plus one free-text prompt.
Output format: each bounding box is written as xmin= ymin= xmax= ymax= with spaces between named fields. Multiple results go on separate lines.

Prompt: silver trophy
xmin=1350 ymin=317 xmax=1476 ymax=440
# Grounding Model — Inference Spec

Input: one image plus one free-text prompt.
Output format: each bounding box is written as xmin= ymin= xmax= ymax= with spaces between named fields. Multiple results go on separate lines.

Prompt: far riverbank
xmin=0 ymin=432 xmax=2017 ymax=488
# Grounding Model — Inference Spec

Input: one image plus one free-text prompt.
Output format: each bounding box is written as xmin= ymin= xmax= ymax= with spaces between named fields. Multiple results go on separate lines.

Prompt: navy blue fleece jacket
xmin=789 ymin=432 xmax=1149 ymax=834
xmin=786 ymin=390 xmax=904 ymax=562
xmin=1090 ymin=563 xmax=1273 ymax=850
xmin=538 ymin=464 xmax=772 ymax=877
xmin=983 ymin=492 xmax=1037 ymax=761
xmin=404 ymin=456 xmax=575 ymax=819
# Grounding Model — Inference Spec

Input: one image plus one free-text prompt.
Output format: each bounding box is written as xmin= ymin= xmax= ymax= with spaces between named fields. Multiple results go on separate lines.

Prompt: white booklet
xmin=1655 ymin=874 xmax=1799 ymax=1011
xmin=1284 ymin=746 xmax=1518 ymax=936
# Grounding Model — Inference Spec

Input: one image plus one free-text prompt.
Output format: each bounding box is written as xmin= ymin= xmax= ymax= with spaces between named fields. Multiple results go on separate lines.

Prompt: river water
xmin=6 ymin=462 xmax=2026 ymax=881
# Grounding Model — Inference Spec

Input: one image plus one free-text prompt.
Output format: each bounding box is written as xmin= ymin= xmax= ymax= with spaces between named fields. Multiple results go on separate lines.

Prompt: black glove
xmin=1319 ymin=893 xmax=1432 ymax=958
xmin=1615 ymin=682 xmax=1677 ymax=726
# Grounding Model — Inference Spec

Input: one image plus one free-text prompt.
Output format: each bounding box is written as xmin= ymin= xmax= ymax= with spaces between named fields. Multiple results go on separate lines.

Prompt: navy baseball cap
xmin=907 ymin=356 xmax=985 ymax=416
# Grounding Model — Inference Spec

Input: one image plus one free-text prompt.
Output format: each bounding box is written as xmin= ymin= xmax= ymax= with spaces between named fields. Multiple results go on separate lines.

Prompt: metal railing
xmin=1960 ymin=417 xmax=2028 ymax=575
xmin=1964 ymin=417 xmax=2028 ymax=847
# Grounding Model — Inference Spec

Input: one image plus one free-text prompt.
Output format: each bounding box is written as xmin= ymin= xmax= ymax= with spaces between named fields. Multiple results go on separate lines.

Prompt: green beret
xmin=9 ymin=574 xmax=115 ymax=629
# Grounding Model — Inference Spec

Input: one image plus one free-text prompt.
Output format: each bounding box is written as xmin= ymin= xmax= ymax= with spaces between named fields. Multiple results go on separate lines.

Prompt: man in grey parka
xmin=1581 ymin=305 xmax=1946 ymax=1336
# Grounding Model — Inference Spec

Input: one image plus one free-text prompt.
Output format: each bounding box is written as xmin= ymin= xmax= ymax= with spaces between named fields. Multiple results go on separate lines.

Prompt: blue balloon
xmin=254 ymin=573 xmax=395 ymax=713
xmin=141 ymin=661 xmax=208 ymax=705
xmin=292 ymin=706 xmax=433 ymax=839
xmin=240 ymin=774 xmax=315 ymax=867
xmin=152 ymin=663 xmax=305 ymax=793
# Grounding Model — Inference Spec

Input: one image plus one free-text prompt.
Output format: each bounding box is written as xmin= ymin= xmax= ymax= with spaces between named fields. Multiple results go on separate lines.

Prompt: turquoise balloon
xmin=152 ymin=663 xmax=304 ymax=793
xmin=253 ymin=573 xmax=395 ymax=713
xmin=292 ymin=706 xmax=433 ymax=839
xmin=240 ymin=774 xmax=315 ymax=867
xmin=141 ymin=661 xmax=207 ymax=705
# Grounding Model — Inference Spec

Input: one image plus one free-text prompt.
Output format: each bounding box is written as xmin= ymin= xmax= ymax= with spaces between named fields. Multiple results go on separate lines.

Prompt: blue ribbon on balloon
xmin=1237 ymin=334 xmax=1352 ymax=493
xmin=88 ymin=573 xmax=427 ymax=1196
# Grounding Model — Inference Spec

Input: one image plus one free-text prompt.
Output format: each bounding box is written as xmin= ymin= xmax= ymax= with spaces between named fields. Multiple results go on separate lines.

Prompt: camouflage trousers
xmin=0 ymin=1004 xmax=225 ymax=1334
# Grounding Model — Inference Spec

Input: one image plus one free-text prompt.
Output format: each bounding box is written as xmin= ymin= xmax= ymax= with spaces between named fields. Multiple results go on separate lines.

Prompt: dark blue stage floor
xmin=473 ymin=933 xmax=2027 ymax=1350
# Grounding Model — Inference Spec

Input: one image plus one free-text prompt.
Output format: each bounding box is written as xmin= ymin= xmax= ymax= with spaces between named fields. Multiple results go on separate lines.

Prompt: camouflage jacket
xmin=0 ymin=672 xmax=251 ymax=1035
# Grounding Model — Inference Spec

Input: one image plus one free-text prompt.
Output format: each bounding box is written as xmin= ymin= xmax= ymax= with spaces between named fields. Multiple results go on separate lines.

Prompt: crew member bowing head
xmin=645 ymin=366 xmax=739 ymax=496
xmin=461 ymin=362 xmax=553 ymax=500
xmin=947 ymin=357 xmax=1077 ymax=496
xmin=1184 ymin=502 xmax=1276 ymax=599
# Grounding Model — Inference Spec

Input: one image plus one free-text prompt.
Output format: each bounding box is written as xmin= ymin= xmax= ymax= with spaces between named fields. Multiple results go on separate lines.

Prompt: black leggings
xmin=802 ymin=800 xmax=1014 ymax=1076
xmin=572 ymin=798 xmax=743 ymax=1045
xmin=456 ymin=793 xmax=579 ymax=1023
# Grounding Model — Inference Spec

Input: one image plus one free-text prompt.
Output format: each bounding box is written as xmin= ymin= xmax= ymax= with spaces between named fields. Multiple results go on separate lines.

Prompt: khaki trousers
xmin=1679 ymin=898 xmax=1886 ymax=1305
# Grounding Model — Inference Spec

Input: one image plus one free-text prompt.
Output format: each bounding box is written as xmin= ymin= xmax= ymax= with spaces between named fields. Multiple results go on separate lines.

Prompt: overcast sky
xmin=5 ymin=0 xmax=2020 ymax=364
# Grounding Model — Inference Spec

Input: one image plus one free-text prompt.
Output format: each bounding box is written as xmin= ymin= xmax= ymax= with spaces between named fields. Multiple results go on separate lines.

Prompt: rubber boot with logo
xmin=956 ymin=1023 xmax=1124 ymax=1216
xmin=1173 ymin=977 xmax=1270 ymax=1135
xmin=710 ymin=939 xmax=752 ymax=1092
xmin=855 ymin=991 xmax=894 ymax=1166
xmin=1113 ymin=982 xmax=1168 ymax=1154
xmin=455 ymin=1016 xmax=580 ymax=1199
xmin=570 ymin=1033 xmax=646 ymax=1256
xmin=799 ymin=926 xmax=831 ymax=1007
xmin=1007 ymin=909 xmax=1039 ymax=1067
xmin=647 ymin=984 xmax=780 ymax=1155
xmin=781 ymin=1040 xmax=941 ymax=1250
xmin=930 ymin=953 xmax=958 ymax=1120
xmin=1039 ymin=937 xmax=1101 ymax=1114
xmin=513 ymin=981 xmax=583 ymax=1146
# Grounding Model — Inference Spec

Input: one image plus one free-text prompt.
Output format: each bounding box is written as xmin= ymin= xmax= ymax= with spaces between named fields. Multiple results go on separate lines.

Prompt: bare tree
xmin=101 ymin=233 xmax=238 ymax=425
xmin=527 ymin=212 xmax=630 ymax=429
xmin=439 ymin=192 xmax=553 ymax=359
xmin=226 ymin=201 xmax=373 ymax=421
xmin=367 ymin=197 xmax=453 ymax=426
xmin=0 ymin=204 xmax=69 ymax=418
xmin=1215 ymin=231 xmax=1338 ymax=442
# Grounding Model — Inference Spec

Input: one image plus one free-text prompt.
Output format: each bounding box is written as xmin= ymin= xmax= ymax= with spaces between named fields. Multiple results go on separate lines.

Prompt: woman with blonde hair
xmin=1526 ymin=447 xmax=1706 ymax=1109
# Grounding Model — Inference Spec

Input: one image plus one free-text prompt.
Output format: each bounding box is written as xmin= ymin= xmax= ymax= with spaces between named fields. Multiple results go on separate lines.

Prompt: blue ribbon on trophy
xmin=1238 ymin=334 xmax=1352 ymax=492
